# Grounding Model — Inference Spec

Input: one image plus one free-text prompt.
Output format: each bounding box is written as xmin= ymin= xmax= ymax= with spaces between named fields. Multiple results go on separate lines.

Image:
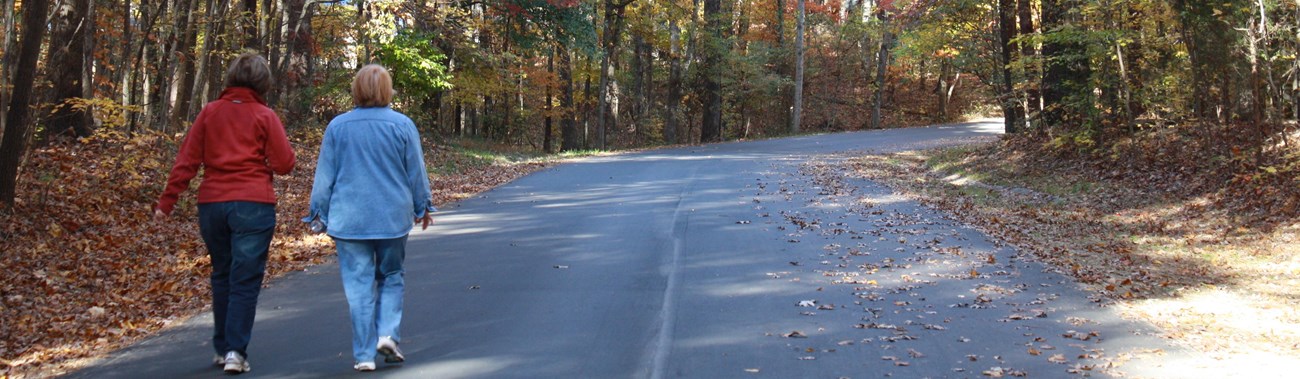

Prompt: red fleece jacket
xmin=156 ymin=87 xmax=296 ymax=215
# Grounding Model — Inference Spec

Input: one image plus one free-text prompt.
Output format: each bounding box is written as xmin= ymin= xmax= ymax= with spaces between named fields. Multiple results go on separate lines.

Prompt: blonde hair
xmin=224 ymin=52 xmax=273 ymax=95
xmin=352 ymin=64 xmax=395 ymax=107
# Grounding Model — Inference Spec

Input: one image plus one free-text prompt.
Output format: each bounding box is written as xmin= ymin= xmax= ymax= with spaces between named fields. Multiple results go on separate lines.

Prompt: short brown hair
xmin=224 ymin=53 xmax=273 ymax=95
xmin=352 ymin=64 xmax=394 ymax=107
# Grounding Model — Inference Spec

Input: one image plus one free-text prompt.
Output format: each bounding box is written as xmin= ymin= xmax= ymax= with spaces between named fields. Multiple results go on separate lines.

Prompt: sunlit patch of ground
xmin=844 ymin=142 xmax=1300 ymax=375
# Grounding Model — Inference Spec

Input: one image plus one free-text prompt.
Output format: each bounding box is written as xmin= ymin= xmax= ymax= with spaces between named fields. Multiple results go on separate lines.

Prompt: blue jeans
xmin=334 ymin=236 xmax=407 ymax=363
xmin=198 ymin=201 xmax=275 ymax=358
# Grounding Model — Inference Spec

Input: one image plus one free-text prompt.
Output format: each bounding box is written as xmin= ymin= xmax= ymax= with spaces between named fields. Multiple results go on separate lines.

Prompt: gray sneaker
xmin=377 ymin=336 xmax=405 ymax=363
xmin=223 ymin=351 xmax=250 ymax=374
xmin=213 ymin=354 xmax=224 ymax=366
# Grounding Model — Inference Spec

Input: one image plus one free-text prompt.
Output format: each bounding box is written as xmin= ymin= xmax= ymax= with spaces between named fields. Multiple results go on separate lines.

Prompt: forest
xmin=2 ymin=0 xmax=1299 ymax=199
xmin=2 ymin=0 xmax=1300 ymax=376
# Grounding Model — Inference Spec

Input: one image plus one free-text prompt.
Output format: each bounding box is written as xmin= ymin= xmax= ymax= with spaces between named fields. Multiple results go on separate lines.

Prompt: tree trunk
xmin=1017 ymin=0 xmax=1039 ymax=126
xmin=559 ymin=48 xmax=579 ymax=151
xmin=582 ymin=58 xmax=592 ymax=146
xmin=775 ymin=0 xmax=785 ymax=48
xmin=638 ymin=34 xmax=654 ymax=138
xmin=455 ymin=102 xmax=463 ymax=136
xmin=150 ymin=0 xmax=178 ymax=132
xmin=1 ymin=0 xmax=53 ymax=206
xmin=42 ymin=0 xmax=94 ymax=139
xmin=126 ymin=2 xmax=164 ymax=132
xmin=82 ymin=0 xmax=95 ymax=119
xmin=0 ymin=0 xmax=19 ymax=136
xmin=700 ymin=0 xmax=724 ymax=142
xmin=241 ymin=0 xmax=257 ymax=48
xmin=790 ymin=0 xmax=805 ymax=133
xmin=598 ymin=1 xmax=631 ymax=149
xmin=1246 ymin=3 xmax=1265 ymax=148
xmin=115 ymin=0 xmax=132 ymax=104
xmin=630 ymin=34 xmax=646 ymax=131
xmin=998 ymin=0 xmax=1022 ymax=133
xmin=544 ymin=47 xmax=555 ymax=154
xmin=938 ymin=59 xmax=950 ymax=122
xmin=171 ymin=0 xmax=200 ymax=128
xmin=870 ymin=29 xmax=893 ymax=129
xmin=356 ymin=0 xmax=369 ymax=67
xmin=663 ymin=18 xmax=681 ymax=144
xmin=260 ymin=0 xmax=273 ymax=58
xmin=265 ymin=0 xmax=282 ymax=106
xmin=191 ymin=0 xmax=222 ymax=116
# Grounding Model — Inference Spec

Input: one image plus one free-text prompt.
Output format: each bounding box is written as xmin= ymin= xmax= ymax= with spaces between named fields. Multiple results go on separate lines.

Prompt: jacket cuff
xmin=302 ymin=208 xmax=324 ymax=223
xmin=415 ymin=202 xmax=436 ymax=218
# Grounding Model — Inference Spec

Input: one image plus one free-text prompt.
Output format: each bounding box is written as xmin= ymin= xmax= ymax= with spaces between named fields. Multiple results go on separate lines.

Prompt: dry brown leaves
xmin=0 ymin=130 xmax=549 ymax=378
xmin=843 ymin=129 xmax=1300 ymax=365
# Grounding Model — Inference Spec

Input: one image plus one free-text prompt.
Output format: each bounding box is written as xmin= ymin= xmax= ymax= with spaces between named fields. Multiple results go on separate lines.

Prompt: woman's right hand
xmin=417 ymin=214 xmax=434 ymax=230
xmin=152 ymin=208 xmax=168 ymax=222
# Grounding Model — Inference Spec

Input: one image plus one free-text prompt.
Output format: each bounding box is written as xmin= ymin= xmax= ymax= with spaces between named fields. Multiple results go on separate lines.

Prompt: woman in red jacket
xmin=154 ymin=52 xmax=295 ymax=374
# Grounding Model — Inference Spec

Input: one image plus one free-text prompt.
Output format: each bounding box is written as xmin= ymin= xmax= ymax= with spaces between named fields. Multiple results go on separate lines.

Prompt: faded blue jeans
xmin=198 ymin=201 xmax=275 ymax=358
xmin=333 ymin=236 xmax=407 ymax=363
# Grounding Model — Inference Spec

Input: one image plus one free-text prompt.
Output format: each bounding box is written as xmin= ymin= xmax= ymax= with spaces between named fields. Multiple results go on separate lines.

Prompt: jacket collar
xmin=220 ymin=87 xmax=266 ymax=105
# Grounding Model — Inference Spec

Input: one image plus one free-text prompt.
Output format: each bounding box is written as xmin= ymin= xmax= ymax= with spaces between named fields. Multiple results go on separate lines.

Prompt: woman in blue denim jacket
xmin=304 ymin=64 xmax=434 ymax=372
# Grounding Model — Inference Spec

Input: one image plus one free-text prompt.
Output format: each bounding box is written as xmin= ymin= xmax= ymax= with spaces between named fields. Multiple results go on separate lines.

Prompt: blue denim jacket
xmin=304 ymin=107 xmax=435 ymax=239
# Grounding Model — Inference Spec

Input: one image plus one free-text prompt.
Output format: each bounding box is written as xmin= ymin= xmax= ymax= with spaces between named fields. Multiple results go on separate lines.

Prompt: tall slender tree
xmin=1 ymin=0 xmax=53 ymax=206
xmin=998 ymin=0 xmax=1022 ymax=133
xmin=663 ymin=17 xmax=682 ymax=144
xmin=1017 ymin=0 xmax=1039 ymax=126
xmin=700 ymin=0 xmax=724 ymax=142
xmin=790 ymin=0 xmax=805 ymax=133
xmin=870 ymin=9 xmax=894 ymax=130
xmin=0 ymin=0 xmax=19 ymax=135
xmin=560 ymin=48 xmax=581 ymax=151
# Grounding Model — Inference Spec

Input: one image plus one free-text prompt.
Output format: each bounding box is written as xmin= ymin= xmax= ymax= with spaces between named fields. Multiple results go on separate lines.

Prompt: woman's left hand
xmin=417 ymin=214 xmax=434 ymax=230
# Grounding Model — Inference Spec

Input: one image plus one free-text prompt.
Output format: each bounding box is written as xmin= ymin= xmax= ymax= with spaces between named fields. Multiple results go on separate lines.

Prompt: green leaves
xmin=376 ymin=31 xmax=454 ymax=102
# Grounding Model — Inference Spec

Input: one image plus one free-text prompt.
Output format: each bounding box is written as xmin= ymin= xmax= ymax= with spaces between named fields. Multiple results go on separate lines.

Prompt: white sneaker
xmin=213 ymin=354 xmax=224 ymax=366
xmin=377 ymin=336 xmax=405 ymax=363
xmin=354 ymin=361 xmax=376 ymax=371
xmin=223 ymin=351 xmax=250 ymax=374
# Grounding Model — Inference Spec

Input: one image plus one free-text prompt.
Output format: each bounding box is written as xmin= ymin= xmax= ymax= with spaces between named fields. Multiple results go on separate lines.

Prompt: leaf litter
xmin=842 ymin=139 xmax=1300 ymax=372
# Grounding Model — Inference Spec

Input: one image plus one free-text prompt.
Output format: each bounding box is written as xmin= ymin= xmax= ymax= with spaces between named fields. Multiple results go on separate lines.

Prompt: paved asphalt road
xmin=68 ymin=120 xmax=1211 ymax=378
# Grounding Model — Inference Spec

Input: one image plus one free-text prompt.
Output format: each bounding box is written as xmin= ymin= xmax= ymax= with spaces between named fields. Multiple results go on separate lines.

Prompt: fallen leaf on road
xmin=784 ymin=331 xmax=808 ymax=338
